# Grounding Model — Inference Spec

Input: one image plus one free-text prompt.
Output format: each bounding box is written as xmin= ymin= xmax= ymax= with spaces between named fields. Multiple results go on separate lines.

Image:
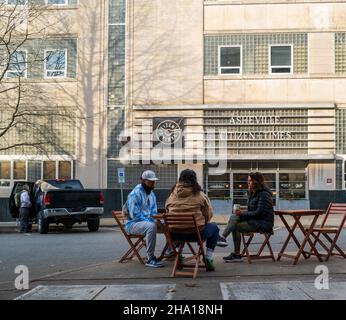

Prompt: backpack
xmin=122 ymin=195 xmax=149 ymax=220
xmin=14 ymin=191 xmax=23 ymax=208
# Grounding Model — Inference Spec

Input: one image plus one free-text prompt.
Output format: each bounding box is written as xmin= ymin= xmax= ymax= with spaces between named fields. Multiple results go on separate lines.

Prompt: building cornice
xmin=133 ymin=103 xmax=335 ymax=111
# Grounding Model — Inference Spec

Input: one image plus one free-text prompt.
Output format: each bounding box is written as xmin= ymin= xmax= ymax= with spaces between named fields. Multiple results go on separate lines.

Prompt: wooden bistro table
xmin=274 ymin=209 xmax=326 ymax=265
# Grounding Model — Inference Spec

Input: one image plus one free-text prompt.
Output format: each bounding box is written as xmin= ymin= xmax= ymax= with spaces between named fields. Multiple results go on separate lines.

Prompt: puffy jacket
xmin=240 ymin=187 xmax=274 ymax=233
xmin=165 ymin=183 xmax=213 ymax=229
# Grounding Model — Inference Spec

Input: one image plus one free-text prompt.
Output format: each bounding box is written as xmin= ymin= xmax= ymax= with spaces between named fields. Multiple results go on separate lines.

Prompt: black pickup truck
xmin=9 ymin=179 xmax=104 ymax=234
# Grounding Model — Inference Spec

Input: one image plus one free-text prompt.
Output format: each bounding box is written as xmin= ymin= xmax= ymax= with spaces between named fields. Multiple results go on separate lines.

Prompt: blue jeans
xmin=171 ymin=222 xmax=220 ymax=250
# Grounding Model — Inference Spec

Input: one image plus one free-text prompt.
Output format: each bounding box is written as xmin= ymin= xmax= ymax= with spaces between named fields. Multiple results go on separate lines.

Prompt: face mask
xmin=141 ymin=182 xmax=154 ymax=195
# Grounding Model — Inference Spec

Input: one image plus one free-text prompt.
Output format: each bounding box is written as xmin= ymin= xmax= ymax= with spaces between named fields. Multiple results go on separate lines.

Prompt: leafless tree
xmin=0 ymin=0 xmax=76 ymax=156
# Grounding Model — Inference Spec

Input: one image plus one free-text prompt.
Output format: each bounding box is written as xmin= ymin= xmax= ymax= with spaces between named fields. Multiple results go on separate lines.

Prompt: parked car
xmin=9 ymin=179 xmax=104 ymax=234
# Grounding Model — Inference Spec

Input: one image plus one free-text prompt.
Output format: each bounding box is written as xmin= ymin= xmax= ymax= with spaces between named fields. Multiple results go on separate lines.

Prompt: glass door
xmin=262 ymin=173 xmax=277 ymax=206
xmin=232 ymin=172 xmax=277 ymax=206
xmin=232 ymin=173 xmax=249 ymax=206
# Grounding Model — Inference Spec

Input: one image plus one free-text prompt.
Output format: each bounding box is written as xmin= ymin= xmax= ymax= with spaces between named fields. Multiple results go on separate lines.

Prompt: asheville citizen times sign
xmin=204 ymin=109 xmax=308 ymax=154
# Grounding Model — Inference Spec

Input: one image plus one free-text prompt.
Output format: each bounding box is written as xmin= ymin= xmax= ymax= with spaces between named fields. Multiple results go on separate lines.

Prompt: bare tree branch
xmin=0 ymin=1 xmax=78 ymax=155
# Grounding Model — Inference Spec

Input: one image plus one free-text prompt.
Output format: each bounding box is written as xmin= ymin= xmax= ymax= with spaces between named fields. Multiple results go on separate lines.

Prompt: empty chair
xmin=308 ymin=203 xmax=346 ymax=261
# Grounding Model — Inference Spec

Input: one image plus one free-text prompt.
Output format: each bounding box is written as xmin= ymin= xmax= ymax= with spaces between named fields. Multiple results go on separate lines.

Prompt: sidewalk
xmin=6 ymin=253 xmax=346 ymax=300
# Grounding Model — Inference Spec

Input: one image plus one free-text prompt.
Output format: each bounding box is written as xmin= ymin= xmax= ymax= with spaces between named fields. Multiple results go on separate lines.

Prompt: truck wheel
xmin=87 ymin=217 xmax=100 ymax=232
xmin=38 ymin=212 xmax=49 ymax=234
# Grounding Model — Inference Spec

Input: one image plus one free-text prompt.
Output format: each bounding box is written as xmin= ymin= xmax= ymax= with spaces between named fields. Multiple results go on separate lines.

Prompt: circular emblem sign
xmin=156 ymin=120 xmax=182 ymax=145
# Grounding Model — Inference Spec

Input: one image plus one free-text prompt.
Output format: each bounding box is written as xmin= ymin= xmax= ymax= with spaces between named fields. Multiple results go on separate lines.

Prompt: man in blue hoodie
xmin=125 ymin=170 xmax=163 ymax=268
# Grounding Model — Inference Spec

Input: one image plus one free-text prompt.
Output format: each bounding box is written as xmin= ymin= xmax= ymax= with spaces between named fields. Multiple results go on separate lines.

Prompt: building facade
xmin=0 ymin=0 xmax=108 ymax=220
xmin=2 ymin=0 xmax=346 ymax=220
xmin=109 ymin=0 xmax=346 ymax=213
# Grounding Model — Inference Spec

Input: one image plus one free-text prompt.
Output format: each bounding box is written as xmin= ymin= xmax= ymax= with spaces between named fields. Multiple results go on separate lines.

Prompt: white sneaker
xmin=145 ymin=257 xmax=164 ymax=268
xmin=216 ymin=236 xmax=228 ymax=247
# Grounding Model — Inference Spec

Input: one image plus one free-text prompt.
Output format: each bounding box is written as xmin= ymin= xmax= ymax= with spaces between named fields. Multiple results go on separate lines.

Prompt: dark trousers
xmin=223 ymin=216 xmax=259 ymax=254
xmin=19 ymin=207 xmax=31 ymax=233
xmin=172 ymin=222 xmax=220 ymax=250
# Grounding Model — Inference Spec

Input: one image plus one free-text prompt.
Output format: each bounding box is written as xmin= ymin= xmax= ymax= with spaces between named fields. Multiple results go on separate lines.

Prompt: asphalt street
xmin=1 ymin=225 xmax=345 ymax=300
xmin=0 ymin=227 xmax=134 ymax=284
xmin=2 ymin=225 xmax=343 ymax=283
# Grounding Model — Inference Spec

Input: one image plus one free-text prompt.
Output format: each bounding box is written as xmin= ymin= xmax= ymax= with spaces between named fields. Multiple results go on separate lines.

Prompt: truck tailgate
xmin=45 ymin=190 xmax=102 ymax=209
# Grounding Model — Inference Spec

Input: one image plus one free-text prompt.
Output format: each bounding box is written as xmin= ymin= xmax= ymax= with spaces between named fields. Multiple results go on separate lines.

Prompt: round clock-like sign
xmin=156 ymin=120 xmax=182 ymax=145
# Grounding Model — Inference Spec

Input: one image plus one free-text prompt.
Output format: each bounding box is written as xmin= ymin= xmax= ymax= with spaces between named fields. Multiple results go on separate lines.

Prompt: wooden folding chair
xmin=163 ymin=214 xmax=208 ymax=279
xmin=241 ymin=231 xmax=276 ymax=264
xmin=112 ymin=211 xmax=147 ymax=264
xmin=308 ymin=203 xmax=346 ymax=261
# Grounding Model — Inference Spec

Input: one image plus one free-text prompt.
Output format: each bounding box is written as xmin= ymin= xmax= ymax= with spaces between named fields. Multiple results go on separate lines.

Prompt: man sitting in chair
xmin=125 ymin=170 xmax=163 ymax=268
xmin=165 ymin=169 xmax=227 ymax=271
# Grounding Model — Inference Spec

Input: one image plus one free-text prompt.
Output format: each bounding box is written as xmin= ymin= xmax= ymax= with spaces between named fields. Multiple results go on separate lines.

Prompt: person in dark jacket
xmin=217 ymin=172 xmax=274 ymax=262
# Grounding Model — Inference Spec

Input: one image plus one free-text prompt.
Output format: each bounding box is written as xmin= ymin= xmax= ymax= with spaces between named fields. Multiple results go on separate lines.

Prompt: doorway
xmin=232 ymin=172 xmax=277 ymax=207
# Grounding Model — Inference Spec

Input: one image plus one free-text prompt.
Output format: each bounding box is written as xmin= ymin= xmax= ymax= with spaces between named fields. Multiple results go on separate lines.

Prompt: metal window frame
xmin=45 ymin=0 xmax=68 ymax=6
xmin=6 ymin=50 xmax=28 ymax=79
xmin=218 ymin=45 xmax=243 ymax=75
xmin=12 ymin=160 xmax=27 ymax=181
xmin=44 ymin=49 xmax=68 ymax=79
xmin=0 ymin=160 xmax=12 ymax=188
xmin=106 ymin=0 xmax=127 ymax=173
xmin=269 ymin=44 xmax=294 ymax=75
xmin=278 ymin=170 xmax=308 ymax=201
xmin=57 ymin=160 xmax=73 ymax=179
xmin=5 ymin=0 xmax=27 ymax=5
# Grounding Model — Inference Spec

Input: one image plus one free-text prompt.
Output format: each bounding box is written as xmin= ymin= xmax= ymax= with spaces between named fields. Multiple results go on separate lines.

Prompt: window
xmin=270 ymin=45 xmax=293 ymax=74
xmin=46 ymin=0 xmax=67 ymax=5
xmin=13 ymin=161 xmax=26 ymax=180
xmin=6 ymin=0 xmax=27 ymax=5
xmin=0 ymin=161 xmax=11 ymax=187
xmin=0 ymin=160 xmax=72 ymax=186
xmin=44 ymin=50 xmax=67 ymax=78
xmin=218 ymin=46 xmax=242 ymax=75
xmin=344 ymin=161 xmax=346 ymax=189
xmin=58 ymin=161 xmax=71 ymax=179
xmin=48 ymin=180 xmax=82 ymax=189
xmin=6 ymin=51 xmax=27 ymax=78
xmin=43 ymin=161 xmax=56 ymax=180
xmin=279 ymin=173 xmax=306 ymax=199
xmin=206 ymin=173 xmax=230 ymax=200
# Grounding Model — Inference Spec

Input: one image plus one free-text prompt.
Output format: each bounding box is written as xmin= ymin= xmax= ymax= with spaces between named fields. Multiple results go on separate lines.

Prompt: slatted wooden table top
xmin=274 ymin=210 xmax=325 ymax=217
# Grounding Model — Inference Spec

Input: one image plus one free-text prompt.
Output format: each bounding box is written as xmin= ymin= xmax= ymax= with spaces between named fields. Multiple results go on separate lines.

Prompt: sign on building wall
xmin=152 ymin=117 xmax=185 ymax=147
xmin=204 ymin=109 xmax=309 ymax=155
xmin=132 ymin=104 xmax=335 ymax=160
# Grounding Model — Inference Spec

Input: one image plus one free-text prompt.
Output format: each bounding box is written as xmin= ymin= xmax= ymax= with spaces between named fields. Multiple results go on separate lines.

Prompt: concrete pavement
xmin=4 ymin=253 xmax=346 ymax=300
xmin=1 ymin=218 xmax=346 ymax=300
xmin=1 ymin=226 xmax=346 ymax=300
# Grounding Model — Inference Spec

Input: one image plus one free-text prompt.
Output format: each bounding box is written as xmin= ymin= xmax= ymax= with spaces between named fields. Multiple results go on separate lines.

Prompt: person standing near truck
xmin=19 ymin=185 xmax=32 ymax=234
